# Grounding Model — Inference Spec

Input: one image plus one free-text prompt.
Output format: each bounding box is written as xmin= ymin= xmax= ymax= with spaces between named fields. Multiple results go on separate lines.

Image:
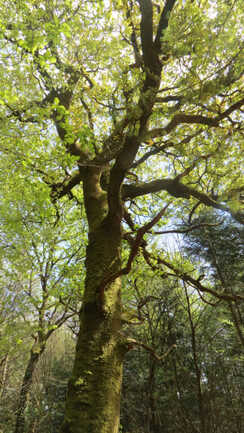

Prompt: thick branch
xmin=122 ymin=177 xmax=221 ymax=204
xmin=99 ymin=205 xmax=169 ymax=291
xmin=146 ymin=97 xmax=244 ymax=139
xmin=122 ymin=177 xmax=244 ymax=224
xmin=154 ymin=0 xmax=178 ymax=53
xmin=138 ymin=0 xmax=154 ymax=68
xmin=123 ymin=177 xmax=215 ymax=204
xmin=50 ymin=170 xmax=83 ymax=200
xmin=107 ymin=136 xmax=140 ymax=221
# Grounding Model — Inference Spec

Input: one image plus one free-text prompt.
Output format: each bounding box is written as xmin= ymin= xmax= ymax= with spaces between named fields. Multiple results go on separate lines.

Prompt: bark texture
xmin=14 ymin=349 xmax=43 ymax=433
xmin=61 ymin=169 xmax=127 ymax=433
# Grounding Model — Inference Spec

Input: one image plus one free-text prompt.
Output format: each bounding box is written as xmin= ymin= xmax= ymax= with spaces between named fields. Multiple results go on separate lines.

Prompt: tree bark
xmin=0 ymin=353 xmax=9 ymax=401
xmin=14 ymin=349 xmax=42 ymax=433
xmin=61 ymin=169 xmax=127 ymax=433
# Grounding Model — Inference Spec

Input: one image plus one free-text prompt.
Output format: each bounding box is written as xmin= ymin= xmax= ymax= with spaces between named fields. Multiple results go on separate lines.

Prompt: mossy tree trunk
xmin=61 ymin=167 xmax=128 ymax=433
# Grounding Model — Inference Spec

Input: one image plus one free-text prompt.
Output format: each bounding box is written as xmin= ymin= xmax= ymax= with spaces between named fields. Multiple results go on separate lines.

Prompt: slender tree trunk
xmin=147 ymin=360 xmax=161 ymax=433
xmin=0 ymin=353 xmax=9 ymax=401
xmin=14 ymin=349 xmax=42 ymax=433
xmin=61 ymin=168 xmax=127 ymax=433
xmin=228 ymin=302 xmax=244 ymax=348
xmin=184 ymin=286 xmax=206 ymax=433
xmin=28 ymin=417 xmax=38 ymax=433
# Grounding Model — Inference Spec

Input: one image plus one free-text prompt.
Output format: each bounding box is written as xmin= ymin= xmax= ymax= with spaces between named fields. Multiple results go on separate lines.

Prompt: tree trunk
xmin=14 ymin=349 xmax=42 ymax=433
xmin=147 ymin=360 xmax=161 ymax=433
xmin=61 ymin=168 xmax=127 ymax=433
xmin=0 ymin=353 xmax=9 ymax=401
xmin=61 ymin=224 xmax=126 ymax=433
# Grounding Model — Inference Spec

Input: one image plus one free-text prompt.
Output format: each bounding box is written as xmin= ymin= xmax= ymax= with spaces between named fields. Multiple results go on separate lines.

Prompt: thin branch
xmin=151 ymin=221 xmax=222 ymax=235
xmin=126 ymin=338 xmax=176 ymax=361
xmin=126 ymin=0 xmax=142 ymax=66
xmin=131 ymin=143 xmax=169 ymax=168
xmin=142 ymin=248 xmax=244 ymax=303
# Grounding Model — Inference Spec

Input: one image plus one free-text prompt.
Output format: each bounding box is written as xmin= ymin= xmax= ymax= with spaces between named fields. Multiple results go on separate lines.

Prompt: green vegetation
xmin=0 ymin=1 xmax=243 ymax=432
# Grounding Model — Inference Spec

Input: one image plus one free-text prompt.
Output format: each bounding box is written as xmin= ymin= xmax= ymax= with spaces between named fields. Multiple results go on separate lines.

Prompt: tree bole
xmin=61 ymin=221 xmax=127 ymax=433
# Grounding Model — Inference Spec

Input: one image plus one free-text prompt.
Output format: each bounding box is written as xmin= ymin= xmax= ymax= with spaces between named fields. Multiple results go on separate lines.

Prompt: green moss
xmin=61 ymin=182 xmax=125 ymax=433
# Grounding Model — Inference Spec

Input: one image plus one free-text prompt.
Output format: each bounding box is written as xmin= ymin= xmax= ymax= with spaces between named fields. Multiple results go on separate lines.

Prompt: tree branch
xmin=146 ymin=97 xmax=244 ymax=139
xmin=126 ymin=338 xmax=176 ymax=361
xmin=50 ymin=170 xmax=83 ymax=200
xmin=126 ymin=0 xmax=142 ymax=66
xmin=154 ymin=0 xmax=178 ymax=53
xmin=132 ymin=131 xmax=201 ymax=168
xmin=107 ymin=136 xmax=140 ymax=222
xmin=122 ymin=177 xmax=218 ymax=203
xmin=98 ymin=204 xmax=170 ymax=295
xmin=151 ymin=221 xmax=222 ymax=236
xmin=138 ymin=0 xmax=154 ymax=68
xmin=122 ymin=176 xmax=244 ymax=224
xmin=142 ymin=248 xmax=244 ymax=303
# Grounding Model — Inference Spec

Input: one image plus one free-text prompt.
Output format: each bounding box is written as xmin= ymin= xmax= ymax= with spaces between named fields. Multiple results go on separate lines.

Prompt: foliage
xmin=121 ymin=268 xmax=244 ymax=433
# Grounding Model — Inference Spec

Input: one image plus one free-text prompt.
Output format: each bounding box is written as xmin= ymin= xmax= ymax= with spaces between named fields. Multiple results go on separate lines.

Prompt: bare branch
xmin=126 ymin=338 xmax=176 ymax=361
xmin=151 ymin=221 xmax=222 ymax=236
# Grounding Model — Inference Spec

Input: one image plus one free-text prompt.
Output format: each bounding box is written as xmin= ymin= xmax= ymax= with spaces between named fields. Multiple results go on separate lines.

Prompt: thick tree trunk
xmin=61 ymin=222 xmax=126 ymax=433
xmin=61 ymin=166 xmax=128 ymax=433
xmin=14 ymin=349 xmax=42 ymax=433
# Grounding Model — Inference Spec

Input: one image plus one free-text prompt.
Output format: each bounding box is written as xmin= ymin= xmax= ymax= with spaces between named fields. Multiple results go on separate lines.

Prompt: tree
xmin=0 ymin=168 xmax=84 ymax=433
xmin=0 ymin=1 xmax=243 ymax=432
xmin=120 ymin=258 xmax=244 ymax=433
xmin=181 ymin=211 xmax=244 ymax=347
xmin=24 ymin=327 xmax=76 ymax=433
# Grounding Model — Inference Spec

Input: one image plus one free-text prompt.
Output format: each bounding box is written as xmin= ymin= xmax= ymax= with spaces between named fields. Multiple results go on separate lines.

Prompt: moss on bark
xmin=61 ymin=165 xmax=127 ymax=433
xmin=62 ymin=211 xmax=125 ymax=432
xmin=61 ymin=271 xmax=125 ymax=433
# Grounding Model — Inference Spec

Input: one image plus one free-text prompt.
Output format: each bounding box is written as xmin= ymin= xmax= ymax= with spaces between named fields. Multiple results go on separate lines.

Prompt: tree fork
xmin=61 ymin=169 xmax=128 ymax=433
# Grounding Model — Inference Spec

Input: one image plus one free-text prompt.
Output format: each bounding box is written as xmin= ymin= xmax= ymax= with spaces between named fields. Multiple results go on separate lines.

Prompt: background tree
xmin=181 ymin=211 xmax=244 ymax=347
xmin=121 ymin=260 xmax=244 ymax=433
xmin=0 ymin=169 xmax=83 ymax=433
